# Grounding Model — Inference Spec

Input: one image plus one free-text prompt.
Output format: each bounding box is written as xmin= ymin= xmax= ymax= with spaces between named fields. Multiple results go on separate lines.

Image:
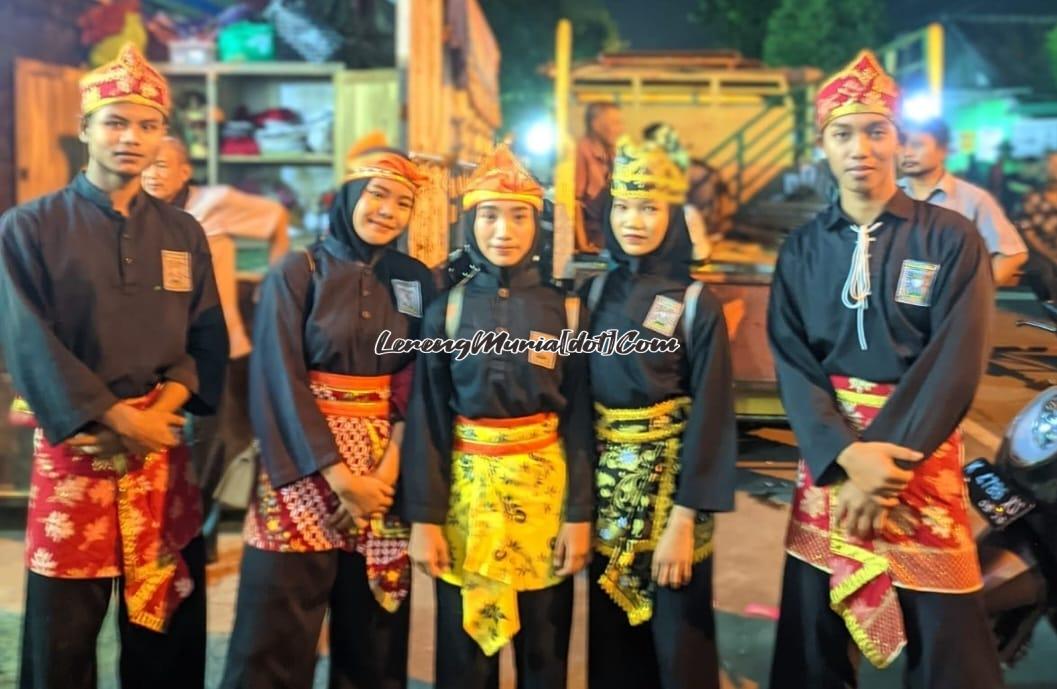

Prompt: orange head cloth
xmin=461 ymin=144 xmax=544 ymax=212
xmin=815 ymin=49 xmax=900 ymax=132
xmin=79 ymin=43 xmax=170 ymax=118
xmin=343 ymin=131 xmax=429 ymax=192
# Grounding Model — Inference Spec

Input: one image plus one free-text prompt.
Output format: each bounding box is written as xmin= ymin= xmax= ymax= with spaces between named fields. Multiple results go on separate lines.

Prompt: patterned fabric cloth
xmin=461 ymin=144 xmax=544 ymax=211
xmin=610 ymin=135 xmax=689 ymax=204
xmin=593 ymin=397 xmax=714 ymax=625
xmin=24 ymin=394 xmax=201 ymax=632
xmin=343 ymin=131 xmax=429 ymax=190
xmin=243 ymin=371 xmax=410 ymax=612
xmin=440 ymin=413 xmax=567 ymax=656
xmin=786 ymin=375 xmax=981 ymax=668
xmin=814 ymin=50 xmax=899 ymax=131
xmin=1017 ymin=189 xmax=1057 ymax=244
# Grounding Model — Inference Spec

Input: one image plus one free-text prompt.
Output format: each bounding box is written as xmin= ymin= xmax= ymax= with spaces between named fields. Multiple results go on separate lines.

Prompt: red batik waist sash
xmin=243 ymin=370 xmax=410 ymax=612
xmin=786 ymin=375 xmax=981 ymax=668
xmin=23 ymin=391 xmax=202 ymax=632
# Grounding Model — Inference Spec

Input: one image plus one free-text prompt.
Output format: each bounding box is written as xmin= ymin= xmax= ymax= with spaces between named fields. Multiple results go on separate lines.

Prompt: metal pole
xmin=926 ymin=22 xmax=945 ymax=114
xmin=553 ymin=18 xmax=575 ymax=281
xmin=394 ymin=0 xmax=412 ymax=150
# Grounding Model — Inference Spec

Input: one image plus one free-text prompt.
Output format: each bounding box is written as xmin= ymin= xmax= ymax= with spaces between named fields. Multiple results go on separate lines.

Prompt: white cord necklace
xmin=841 ymin=222 xmax=882 ymax=351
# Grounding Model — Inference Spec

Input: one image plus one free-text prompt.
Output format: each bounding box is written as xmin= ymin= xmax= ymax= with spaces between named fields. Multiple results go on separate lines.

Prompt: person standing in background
xmin=1015 ymin=151 xmax=1057 ymax=301
xmin=576 ymin=102 xmax=624 ymax=254
xmin=900 ymin=119 xmax=1027 ymax=286
xmin=143 ymin=135 xmax=290 ymax=560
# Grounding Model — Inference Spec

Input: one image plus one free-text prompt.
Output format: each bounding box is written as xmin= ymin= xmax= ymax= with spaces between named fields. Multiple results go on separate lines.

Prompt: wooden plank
xmin=219 ymin=154 xmax=333 ymax=165
xmin=156 ymin=62 xmax=342 ymax=78
xmin=15 ymin=58 xmax=85 ymax=203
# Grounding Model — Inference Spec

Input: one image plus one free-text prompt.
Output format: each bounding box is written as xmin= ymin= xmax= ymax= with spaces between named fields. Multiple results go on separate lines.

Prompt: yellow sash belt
xmin=441 ymin=412 xmax=567 ymax=656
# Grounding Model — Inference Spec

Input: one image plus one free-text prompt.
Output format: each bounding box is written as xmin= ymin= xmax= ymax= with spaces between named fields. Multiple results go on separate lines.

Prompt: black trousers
xmin=434 ymin=577 xmax=574 ymax=689
xmin=190 ymin=354 xmax=252 ymax=515
xmin=220 ymin=545 xmax=409 ymax=689
xmin=587 ymin=555 xmax=719 ymax=689
xmin=19 ymin=536 xmax=207 ymax=689
xmin=770 ymin=556 xmax=1005 ymax=689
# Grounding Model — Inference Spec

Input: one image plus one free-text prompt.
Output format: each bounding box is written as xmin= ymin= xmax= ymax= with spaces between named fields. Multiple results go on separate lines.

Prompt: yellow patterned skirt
xmin=594 ymin=397 xmax=714 ymax=625
xmin=440 ymin=412 xmax=567 ymax=656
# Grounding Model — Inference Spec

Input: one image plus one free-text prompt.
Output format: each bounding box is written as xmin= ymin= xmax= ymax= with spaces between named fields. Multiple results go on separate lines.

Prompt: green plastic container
xmin=218 ymin=22 xmax=276 ymax=62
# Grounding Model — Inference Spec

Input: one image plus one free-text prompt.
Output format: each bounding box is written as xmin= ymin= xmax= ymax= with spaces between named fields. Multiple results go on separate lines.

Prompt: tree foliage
xmin=1047 ymin=23 xmax=1057 ymax=91
xmin=689 ymin=0 xmax=781 ymax=59
xmin=762 ymin=0 xmax=886 ymax=71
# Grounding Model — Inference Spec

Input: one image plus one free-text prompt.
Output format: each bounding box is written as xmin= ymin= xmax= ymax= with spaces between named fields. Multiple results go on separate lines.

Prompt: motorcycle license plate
xmin=964 ymin=459 xmax=1035 ymax=529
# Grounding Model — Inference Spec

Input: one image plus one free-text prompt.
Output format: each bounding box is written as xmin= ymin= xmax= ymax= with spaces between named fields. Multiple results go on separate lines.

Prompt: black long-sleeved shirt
xmin=249 ymin=234 xmax=436 ymax=488
xmin=584 ymin=267 xmax=737 ymax=511
xmin=0 ymin=173 xmax=228 ymax=445
xmin=401 ymin=264 xmax=596 ymax=525
xmin=767 ymin=189 xmax=994 ymax=484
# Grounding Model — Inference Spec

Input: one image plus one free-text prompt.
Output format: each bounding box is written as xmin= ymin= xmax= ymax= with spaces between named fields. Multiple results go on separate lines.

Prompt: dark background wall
xmin=0 ymin=0 xmax=92 ymax=212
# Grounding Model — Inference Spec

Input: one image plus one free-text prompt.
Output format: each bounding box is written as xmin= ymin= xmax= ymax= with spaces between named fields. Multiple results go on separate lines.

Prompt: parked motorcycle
xmin=966 ymin=302 xmax=1057 ymax=665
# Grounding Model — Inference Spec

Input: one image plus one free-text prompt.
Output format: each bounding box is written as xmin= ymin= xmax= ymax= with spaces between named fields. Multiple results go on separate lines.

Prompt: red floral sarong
xmin=243 ymin=371 xmax=410 ymax=612
xmin=786 ymin=375 xmax=982 ymax=668
xmin=23 ymin=394 xmax=202 ymax=632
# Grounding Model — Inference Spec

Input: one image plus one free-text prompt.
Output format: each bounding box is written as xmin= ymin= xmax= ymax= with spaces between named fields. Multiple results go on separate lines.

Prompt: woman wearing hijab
xmin=583 ymin=136 xmax=737 ymax=689
xmin=402 ymin=145 xmax=595 ymax=689
xmin=643 ymin=122 xmax=713 ymax=266
xmin=220 ymin=133 xmax=435 ymax=689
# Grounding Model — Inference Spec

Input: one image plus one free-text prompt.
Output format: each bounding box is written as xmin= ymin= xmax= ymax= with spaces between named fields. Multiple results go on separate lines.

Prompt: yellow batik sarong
xmin=441 ymin=412 xmax=567 ymax=656
xmin=594 ymin=397 xmax=714 ymax=625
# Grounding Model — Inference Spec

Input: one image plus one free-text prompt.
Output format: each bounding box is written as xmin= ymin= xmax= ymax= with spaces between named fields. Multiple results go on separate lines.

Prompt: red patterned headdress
xmin=80 ymin=43 xmax=170 ymax=117
xmin=815 ymin=50 xmax=900 ymax=131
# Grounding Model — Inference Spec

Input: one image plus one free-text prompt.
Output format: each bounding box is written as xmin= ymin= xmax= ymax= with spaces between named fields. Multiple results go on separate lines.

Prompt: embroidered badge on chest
xmin=391 ymin=279 xmax=422 ymax=317
xmin=642 ymin=295 xmax=684 ymax=337
xmin=527 ymin=331 xmax=558 ymax=369
xmin=895 ymin=260 xmax=940 ymax=307
xmin=161 ymin=250 xmax=192 ymax=292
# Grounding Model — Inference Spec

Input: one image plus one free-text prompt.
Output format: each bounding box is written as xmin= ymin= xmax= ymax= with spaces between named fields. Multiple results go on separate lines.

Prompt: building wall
xmin=0 ymin=0 xmax=92 ymax=212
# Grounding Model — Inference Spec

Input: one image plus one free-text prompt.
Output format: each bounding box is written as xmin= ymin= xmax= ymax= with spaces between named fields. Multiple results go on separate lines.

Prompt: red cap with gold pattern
xmin=462 ymin=144 xmax=544 ymax=211
xmin=344 ymin=131 xmax=429 ymax=192
xmin=815 ymin=50 xmax=900 ymax=131
xmin=80 ymin=43 xmax=170 ymax=117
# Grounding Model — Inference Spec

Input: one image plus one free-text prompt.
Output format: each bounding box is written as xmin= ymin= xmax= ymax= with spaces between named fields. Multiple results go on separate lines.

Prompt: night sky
xmin=604 ymin=0 xmax=1057 ymax=52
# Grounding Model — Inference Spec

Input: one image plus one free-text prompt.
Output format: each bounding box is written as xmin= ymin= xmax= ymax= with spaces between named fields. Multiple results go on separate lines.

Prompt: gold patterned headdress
xmin=610 ymin=135 xmax=688 ymax=204
xmin=79 ymin=43 xmax=170 ymax=117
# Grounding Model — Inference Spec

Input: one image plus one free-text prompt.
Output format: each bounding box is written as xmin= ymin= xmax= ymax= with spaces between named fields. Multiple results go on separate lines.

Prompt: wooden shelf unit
xmin=156 ymin=61 xmax=345 ymax=203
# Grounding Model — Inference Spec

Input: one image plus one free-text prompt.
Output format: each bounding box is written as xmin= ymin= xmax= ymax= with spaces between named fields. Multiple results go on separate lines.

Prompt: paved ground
xmin=0 ymin=296 xmax=1056 ymax=688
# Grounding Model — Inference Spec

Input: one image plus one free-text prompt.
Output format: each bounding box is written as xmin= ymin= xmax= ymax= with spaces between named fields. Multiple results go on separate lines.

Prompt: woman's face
xmin=610 ymin=194 xmax=670 ymax=256
xmin=473 ymin=200 xmax=536 ymax=266
xmin=352 ymin=178 xmax=415 ymax=246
